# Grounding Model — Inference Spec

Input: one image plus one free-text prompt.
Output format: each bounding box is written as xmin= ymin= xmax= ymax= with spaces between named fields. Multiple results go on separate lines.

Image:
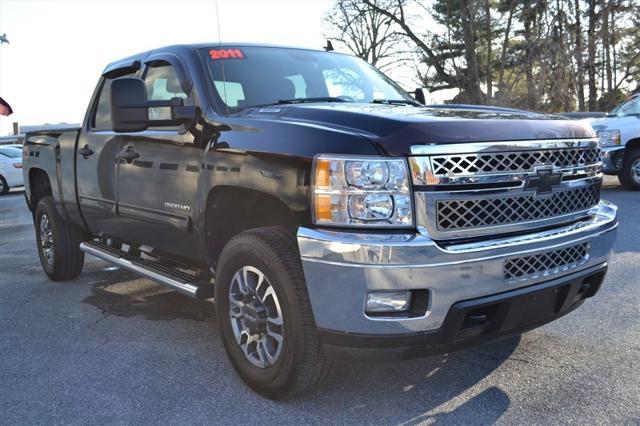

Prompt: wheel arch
xmin=625 ymin=137 xmax=640 ymax=151
xmin=204 ymin=185 xmax=307 ymax=269
xmin=27 ymin=168 xmax=53 ymax=212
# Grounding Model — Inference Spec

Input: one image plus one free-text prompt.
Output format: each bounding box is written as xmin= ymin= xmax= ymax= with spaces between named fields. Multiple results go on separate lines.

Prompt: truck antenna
xmin=215 ymin=0 xmax=229 ymax=117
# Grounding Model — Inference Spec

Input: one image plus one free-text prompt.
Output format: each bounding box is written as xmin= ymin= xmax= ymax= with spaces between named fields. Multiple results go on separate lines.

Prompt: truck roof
xmin=102 ymin=42 xmax=338 ymax=77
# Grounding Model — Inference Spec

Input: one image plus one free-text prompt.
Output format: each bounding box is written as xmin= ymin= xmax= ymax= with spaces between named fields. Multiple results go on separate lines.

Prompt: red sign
xmin=209 ymin=48 xmax=245 ymax=60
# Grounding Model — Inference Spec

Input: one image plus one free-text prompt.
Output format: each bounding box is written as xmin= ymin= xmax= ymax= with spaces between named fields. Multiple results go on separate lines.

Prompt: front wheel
xmin=215 ymin=226 xmax=331 ymax=399
xmin=34 ymin=196 xmax=85 ymax=281
xmin=618 ymin=148 xmax=640 ymax=191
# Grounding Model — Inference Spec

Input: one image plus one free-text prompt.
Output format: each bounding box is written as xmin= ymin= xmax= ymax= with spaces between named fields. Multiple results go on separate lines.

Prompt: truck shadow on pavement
xmin=81 ymin=265 xmax=215 ymax=322
xmin=308 ymin=338 xmax=517 ymax=423
xmin=79 ymin=261 xmax=517 ymax=423
xmin=407 ymin=386 xmax=511 ymax=424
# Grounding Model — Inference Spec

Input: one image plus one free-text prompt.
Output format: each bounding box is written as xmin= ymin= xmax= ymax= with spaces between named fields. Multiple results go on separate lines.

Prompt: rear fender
xmin=24 ymin=131 xmax=84 ymax=228
xmin=23 ymin=136 xmax=61 ymax=213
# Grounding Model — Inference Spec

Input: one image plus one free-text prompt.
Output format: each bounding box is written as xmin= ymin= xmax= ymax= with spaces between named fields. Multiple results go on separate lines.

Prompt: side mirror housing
xmin=110 ymin=78 xmax=149 ymax=132
xmin=414 ymin=88 xmax=426 ymax=105
xmin=110 ymin=77 xmax=197 ymax=133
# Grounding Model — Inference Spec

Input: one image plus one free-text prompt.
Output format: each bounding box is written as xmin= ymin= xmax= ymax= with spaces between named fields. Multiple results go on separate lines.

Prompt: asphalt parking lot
xmin=1 ymin=176 xmax=638 ymax=425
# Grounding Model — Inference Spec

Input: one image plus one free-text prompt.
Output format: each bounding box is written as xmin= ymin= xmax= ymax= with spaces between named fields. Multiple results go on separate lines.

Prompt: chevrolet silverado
xmin=23 ymin=43 xmax=618 ymax=399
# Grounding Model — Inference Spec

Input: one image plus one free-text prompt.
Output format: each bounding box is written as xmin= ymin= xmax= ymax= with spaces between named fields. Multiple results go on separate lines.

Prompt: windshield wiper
xmin=246 ymin=97 xmax=351 ymax=110
xmin=239 ymin=97 xmax=351 ymax=111
xmin=276 ymin=97 xmax=351 ymax=105
xmin=372 ymin=99 xmax=419 ymax=106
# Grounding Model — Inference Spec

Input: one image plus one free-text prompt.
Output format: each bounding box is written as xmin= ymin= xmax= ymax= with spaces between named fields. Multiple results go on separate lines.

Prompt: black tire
xmin=34 ymin=196 xmax=85 ymax=281
xmin=618 ymin=148 xmax=640 ymax=191
xmin=215 ymin=226 xmax=331 ymax=399
xmin=0 ymin=175 xmax=8 ymax=195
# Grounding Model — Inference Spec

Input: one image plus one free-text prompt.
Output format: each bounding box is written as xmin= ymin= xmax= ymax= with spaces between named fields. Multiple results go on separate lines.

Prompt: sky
xmin=0 ymin=0 xmax=449 ymax=135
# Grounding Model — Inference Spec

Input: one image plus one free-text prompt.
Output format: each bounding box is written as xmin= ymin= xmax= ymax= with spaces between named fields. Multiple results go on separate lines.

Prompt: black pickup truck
xmin=23 ymin=43 xmax=617 ymax=399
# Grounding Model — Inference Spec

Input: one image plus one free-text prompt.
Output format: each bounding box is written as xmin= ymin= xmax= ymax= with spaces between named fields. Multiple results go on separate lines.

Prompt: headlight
xmin=312 ymin=155 xmax=413 ymax=227
xmin=597 ymin=129 xmax=621 ymax=146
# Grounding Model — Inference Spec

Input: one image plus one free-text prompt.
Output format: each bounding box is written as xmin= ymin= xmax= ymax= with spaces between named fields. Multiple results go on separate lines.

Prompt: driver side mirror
xmin=110 ymin=77 xmax=196 ymax=133
xmin=414 ymin=88 xmax=426 ymax=105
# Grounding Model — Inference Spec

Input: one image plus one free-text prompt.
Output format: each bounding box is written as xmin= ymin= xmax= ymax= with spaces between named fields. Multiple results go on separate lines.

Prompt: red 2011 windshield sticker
xmin=209 ymin=48 xmax=245 ymax=60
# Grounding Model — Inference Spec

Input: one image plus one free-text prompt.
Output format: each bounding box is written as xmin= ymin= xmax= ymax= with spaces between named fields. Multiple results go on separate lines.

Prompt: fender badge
xmin=164 ymin=202 xmax=191 ymax=212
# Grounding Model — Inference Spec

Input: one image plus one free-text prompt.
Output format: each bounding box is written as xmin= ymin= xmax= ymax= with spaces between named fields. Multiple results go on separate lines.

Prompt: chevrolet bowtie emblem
xmin=524 ymin=167 xmax=563 ymax=195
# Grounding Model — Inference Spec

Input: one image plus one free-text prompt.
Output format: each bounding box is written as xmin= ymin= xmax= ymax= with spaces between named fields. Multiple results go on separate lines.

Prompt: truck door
xmin=76 ymin=72 xmax=136 ymax=236
xmin=115 ymin=61 xmax=201 ymax=259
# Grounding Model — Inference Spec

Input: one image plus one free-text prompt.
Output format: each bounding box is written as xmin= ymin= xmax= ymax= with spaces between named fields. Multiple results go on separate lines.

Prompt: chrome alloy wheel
xmin=228 ymin=266 xmax=284 ymax=368
xmin=0 ymin=180 xmax=4 ymax=193
xmin=39 ymin=214 xmax=54 ymax=265
xmin=633 ymin=158 xmax=640 ymax=184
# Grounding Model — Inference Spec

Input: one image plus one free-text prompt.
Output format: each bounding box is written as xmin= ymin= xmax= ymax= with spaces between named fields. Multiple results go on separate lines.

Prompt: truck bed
xmin=23 ymin=128 xmax=81 ymax=221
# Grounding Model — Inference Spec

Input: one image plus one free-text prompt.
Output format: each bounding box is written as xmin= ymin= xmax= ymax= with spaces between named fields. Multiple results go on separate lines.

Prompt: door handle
xmin=78 ymin=144 xmax=94 ymax=159
xmin=118 ymin=146 xmax=140 ymax=163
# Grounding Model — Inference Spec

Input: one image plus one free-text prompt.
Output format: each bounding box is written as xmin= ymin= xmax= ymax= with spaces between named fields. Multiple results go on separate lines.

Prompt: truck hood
xmin=247 ymin=103 xmax=596 ymax=155
xmin=590 ymin=115 xmax=639 ymax=132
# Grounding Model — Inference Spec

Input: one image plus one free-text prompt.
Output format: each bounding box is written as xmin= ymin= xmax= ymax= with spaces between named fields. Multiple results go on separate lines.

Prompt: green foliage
xmin=325 ymin=0 xmax=640 ymax=112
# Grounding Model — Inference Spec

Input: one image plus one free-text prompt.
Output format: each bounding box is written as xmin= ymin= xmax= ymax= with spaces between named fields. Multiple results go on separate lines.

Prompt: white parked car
xmin=0 ymin=146 xmax=24 ymax=194
xmin=592 ymin=93 xmax=640 ymax=190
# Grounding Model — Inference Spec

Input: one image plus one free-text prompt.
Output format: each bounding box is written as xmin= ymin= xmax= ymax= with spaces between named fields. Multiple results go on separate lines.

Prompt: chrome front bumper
xmin=601 ymin=146 xmax=625 ymax=173
xmin=297 ymin=201 xmax=618 ymax=335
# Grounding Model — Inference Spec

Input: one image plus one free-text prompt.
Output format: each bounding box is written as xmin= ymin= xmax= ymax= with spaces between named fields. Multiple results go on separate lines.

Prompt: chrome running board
xmin=80 ymin=241 xmax=214 ymax=299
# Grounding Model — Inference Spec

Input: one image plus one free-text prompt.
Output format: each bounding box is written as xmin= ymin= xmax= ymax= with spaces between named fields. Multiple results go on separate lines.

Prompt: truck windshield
xmin=610 ymin=95 xmax=639 ymax=116
xmin=199 ymin=46 xmax=416 ymax=112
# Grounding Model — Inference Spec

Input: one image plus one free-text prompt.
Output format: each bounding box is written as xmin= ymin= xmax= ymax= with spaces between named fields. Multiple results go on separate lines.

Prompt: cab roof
xmin=102 ymin=42 xmax=341 ymax=77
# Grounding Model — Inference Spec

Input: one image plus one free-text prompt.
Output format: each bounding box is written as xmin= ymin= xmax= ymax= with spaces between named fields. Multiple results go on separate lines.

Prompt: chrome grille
xmin=430 ymin=147 xmax=600 ymax=176
xmin=436 ymin=182 xmax=600 ymax=230
xmin=504 ymin=243 xmax=591 ymax=282
xmin=411 ymin=139 xmax=603 ymax=239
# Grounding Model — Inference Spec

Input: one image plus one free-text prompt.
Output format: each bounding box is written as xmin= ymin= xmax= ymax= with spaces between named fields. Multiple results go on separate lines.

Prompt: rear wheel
xmin=215 ymin=226 xmax=331 ymax=399
xmin=618 ymin=148 xmax=640 ymax=191
xmin=34 ymin=196 xmax=85 ymax=280
xmin=0 ymin=176 xmax=8 ymax=195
